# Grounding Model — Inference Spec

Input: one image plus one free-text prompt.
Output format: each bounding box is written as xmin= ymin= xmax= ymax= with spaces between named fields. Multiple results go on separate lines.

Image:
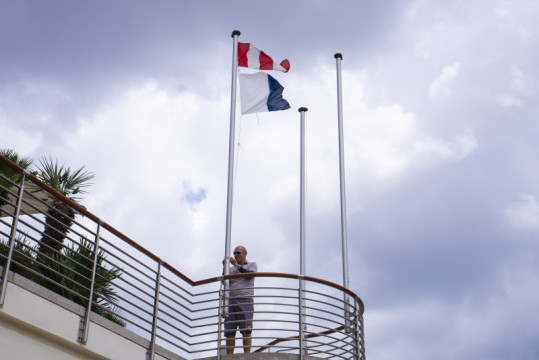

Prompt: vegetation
xmin=1 ymin=149 xmax=124 ymax=326
xmin=0 ymin=149 xmax=33 ymax=211
xmin=0 ymin=236 xmax=125 ymax=326
xmin=0 ymin=236 xmax=36 ymax=280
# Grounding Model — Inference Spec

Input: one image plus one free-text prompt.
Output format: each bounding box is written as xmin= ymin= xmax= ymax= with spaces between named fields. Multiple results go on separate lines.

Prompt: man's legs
xmin=241 ymin=330 xmax=252 ymax=353
xmin=225 ymin=300 xmax=240 ymax=354
xmin=225 ymin=333 xmax=236 ymax=354
xmin=225 ymin=298 xmax=253 ymax=354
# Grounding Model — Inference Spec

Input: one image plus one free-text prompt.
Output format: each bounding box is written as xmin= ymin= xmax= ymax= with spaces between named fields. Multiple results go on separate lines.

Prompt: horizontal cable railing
xmin=0 ymin=155 xmax=365 ymax=360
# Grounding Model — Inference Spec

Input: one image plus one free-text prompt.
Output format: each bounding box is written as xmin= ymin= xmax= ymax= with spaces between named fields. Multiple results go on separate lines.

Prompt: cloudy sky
xmin=2 ymin=0 xmax=539 ymax=359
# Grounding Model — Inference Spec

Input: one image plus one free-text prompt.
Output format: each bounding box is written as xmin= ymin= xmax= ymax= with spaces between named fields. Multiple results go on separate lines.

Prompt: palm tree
xmin=0 ymin=149 xmax=33 ymax=212
xmin=37 ymin=157 xmax=94 ymax=255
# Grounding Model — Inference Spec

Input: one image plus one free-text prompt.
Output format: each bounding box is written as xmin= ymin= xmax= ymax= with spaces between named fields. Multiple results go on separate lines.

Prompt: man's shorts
xmin=224 ymin=298 xmax=254 ymax=334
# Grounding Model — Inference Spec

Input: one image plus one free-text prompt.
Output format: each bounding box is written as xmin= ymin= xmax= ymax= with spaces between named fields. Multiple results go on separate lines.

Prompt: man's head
xmin=233 ymin=246 xmax=247 ymax=264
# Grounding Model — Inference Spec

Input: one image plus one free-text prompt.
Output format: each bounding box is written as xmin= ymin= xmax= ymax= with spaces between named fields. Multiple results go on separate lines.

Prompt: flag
xmin=238 ymin=42 xmax=290 ymax=73
xmin=239 ymin=72 xmax=291 ymax=115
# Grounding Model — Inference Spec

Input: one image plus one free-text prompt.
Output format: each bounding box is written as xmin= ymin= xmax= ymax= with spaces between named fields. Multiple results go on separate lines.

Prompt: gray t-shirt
xmin=229 ymin=261 xmax=257 ymax=298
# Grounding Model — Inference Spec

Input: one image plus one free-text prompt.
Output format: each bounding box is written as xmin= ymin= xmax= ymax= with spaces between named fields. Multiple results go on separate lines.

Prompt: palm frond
xmin=0 ymin=149 xmax=33 ymax=188
xmin=0 ymin=149 xmax=33 ymax=171
xmin=37 ymin=157 xmax=95 ymax=200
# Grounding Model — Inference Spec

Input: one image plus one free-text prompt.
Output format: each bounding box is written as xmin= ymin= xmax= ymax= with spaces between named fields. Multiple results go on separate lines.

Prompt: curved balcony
xmin=0 ymin=155 xmax=365 ymax=359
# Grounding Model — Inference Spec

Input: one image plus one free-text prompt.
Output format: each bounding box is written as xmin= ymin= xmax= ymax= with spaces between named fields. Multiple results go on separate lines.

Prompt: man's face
xmin=233 ymin=247 xmax=247 ymax=264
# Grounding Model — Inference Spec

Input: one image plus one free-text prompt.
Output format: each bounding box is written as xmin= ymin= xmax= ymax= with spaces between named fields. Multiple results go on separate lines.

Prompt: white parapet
xmin=0 ymin=270 xmax=182 ymax=360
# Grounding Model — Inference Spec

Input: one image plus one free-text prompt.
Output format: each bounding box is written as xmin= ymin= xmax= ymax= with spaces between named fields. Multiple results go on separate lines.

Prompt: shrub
xmin=1 ymin=236 xmax=125 ymax=326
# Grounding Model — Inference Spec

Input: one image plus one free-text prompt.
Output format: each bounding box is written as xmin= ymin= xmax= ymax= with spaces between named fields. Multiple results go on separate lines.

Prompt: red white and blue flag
xmin=239 ymin=72 xmax=291 ymax=115
xmin=238 ymin=42 xmax=290 ymax=73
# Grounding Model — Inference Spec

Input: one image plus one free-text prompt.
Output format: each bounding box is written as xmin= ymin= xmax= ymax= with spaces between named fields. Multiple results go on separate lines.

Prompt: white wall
xmin=0 ymin=274 xmax=181 ymax=360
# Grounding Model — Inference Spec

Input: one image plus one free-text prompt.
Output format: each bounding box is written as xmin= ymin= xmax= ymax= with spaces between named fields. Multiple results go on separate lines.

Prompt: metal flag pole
xmin=334 ymin=53 xmax=352 ymax=328
xmin=299 ymin=107 xmax=308 ymax=278
xmin=298 ymin=106 xmax=308 ymax=357
xmin=222 ymin=29 xmax=241 ymax=316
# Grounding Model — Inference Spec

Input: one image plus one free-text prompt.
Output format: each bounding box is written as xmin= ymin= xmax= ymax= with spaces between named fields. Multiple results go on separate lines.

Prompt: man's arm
xmin=237 ymin=262 xmax=257 ymax=273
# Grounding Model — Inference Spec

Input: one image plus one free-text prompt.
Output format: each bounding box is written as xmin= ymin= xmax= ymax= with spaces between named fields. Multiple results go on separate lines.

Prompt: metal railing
xmin=0 ymin=155 xmax=365 ymax=359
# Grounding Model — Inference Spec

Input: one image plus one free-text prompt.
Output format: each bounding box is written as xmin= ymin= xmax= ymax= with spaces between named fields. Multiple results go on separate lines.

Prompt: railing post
xmin=148 ymin=261 xmax=162 ymax=360
xmin=352 ymin=296 xmax=359 ymax=359
xmin=217 ymin=280 xmax=225 ymax=359
xmin=355 ymin=297 xmax=366 ymax=360
xmin=0 ymin=173 xmax=27 ymax=307
xmin=78 ymin=220 xmax=102 ymax=344
xmin=298 ymin=275 xmax=306 ymax=359
xmin=345 ymin=294 xmax=353 ymax=333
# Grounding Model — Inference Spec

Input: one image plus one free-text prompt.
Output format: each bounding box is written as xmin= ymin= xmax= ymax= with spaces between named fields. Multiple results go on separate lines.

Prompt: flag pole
xmin=298 ymin=106 xmax=308 ymax=356
xmin=299 ymin=107 xmax=308 ymax=277
xmin=223 ymin=30 xmax=240 ymax=302
xmin=334 ymin=53 xmax=352 ymax=327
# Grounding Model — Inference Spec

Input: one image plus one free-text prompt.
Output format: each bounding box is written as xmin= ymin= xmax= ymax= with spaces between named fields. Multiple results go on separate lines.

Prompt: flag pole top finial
xmin=334 ymin=53 xmax=343 ymax=60
xmin=298 ymin=107 xmax=308 ymax=112
xmin=232 ymin=30 xmax=241 ymax=37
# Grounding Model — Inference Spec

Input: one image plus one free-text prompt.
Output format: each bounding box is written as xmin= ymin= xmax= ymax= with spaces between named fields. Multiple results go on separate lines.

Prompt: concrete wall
xmin=0 ymin=270 xmax=184 ymax=360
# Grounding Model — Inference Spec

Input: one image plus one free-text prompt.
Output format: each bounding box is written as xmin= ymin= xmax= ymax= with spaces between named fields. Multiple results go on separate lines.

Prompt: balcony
xmin=0 ymin=155 xmax=365 ymax=359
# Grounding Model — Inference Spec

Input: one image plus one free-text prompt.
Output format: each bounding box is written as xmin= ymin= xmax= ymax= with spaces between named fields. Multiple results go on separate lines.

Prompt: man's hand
xmin=222 ymin=256 xmax=238 ymax=267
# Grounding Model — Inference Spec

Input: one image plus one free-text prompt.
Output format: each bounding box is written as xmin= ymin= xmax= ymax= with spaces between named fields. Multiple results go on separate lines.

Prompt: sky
xmin=1 ymin=0 xmax=539 ymax=359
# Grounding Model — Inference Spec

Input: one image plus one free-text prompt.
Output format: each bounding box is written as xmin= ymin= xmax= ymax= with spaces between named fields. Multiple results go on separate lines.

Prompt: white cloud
xmin=428 ymin=62 xmax=460 ymax=99
xmin=509 ymin=66 xmax=526 ymax=91
xmin=497 ymin=93 xmax=524 ymax=108
xmin=345 ymin=103 xmax=476 ymax=184
xmin=503 ymin=194 xmax=539 ymax=230
xmin=0 ymin=116 xmax=43 ymax=154
xmin=52 ymin=80 xmax=232 ymax=275
xmin=494 ymin=0 xmax=538 ymax=43
xmin=412 ymin=131 xmax=476 ymax=161
xmin=498 ymin=66 xmax=526 ymax=108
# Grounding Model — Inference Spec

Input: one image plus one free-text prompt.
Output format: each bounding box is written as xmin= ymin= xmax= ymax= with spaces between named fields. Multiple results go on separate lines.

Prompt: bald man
xmin=223 ymin=245 xmax=257 ymax=354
